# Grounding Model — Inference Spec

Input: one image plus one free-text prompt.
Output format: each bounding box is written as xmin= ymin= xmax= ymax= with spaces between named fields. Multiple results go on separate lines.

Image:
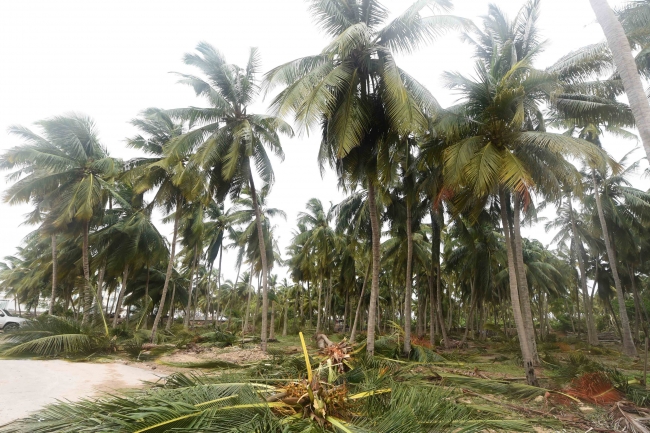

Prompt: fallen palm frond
xmin=0 ymin=316 xmax=110 ymax=357
xmin=611 ymin=401 xmax=650 ymax=433
xmin=159 ymin=359 xmax=244 ymax=369
xmin=0 ymin=332 xmax=539 ymax=433
xmin=436 ymin=372 xmax=547 ymax=400
xmin=564 ymin=372 xmax=624 ymax=405
xmin=547 ymin=352 xmax=606 ymax=384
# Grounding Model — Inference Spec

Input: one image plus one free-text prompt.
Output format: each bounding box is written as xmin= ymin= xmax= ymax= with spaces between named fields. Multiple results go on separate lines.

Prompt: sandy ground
xmin=0 ymin=360 xmax=163 ymax=425
xmin=161 ymin=345 xmax=271 ymax=364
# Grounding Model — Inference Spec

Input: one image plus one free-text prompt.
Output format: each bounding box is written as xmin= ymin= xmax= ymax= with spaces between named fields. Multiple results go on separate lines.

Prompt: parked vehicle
xmin=0 ymin=309 xmax=27 ymax=331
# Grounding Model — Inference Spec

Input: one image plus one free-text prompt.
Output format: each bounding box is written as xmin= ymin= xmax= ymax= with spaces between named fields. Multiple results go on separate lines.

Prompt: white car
xmin=0 ymin=309 xmax=27 ymax=331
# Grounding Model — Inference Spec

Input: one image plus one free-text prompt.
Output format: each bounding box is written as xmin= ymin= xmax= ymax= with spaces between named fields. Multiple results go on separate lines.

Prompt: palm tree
xmin=176 ymin=200 xmax=206 ymax=329
xmin=92 ymin=184 xmax=167 ymax=328
xmin=126 ymin=108 xmax=203 ymax=342
xmin=169 ymin=43 xmax=293 ymax=351
xmin=439 ymin=1 xmax=608 ymax=384
xmin=545 ymin=194 xmax=600 ymax=345
xmin=294 ymin=199 xmax=338 ymax=334
xmin=2 ymin=114 xmax=119 ymax=324
xmin=584 ymin=152 xmax=650 ymax=356
xmin=265 ymin=0 xmax=468 ymax=355
xmin=589 ymin=0 xmax=650 ymax=160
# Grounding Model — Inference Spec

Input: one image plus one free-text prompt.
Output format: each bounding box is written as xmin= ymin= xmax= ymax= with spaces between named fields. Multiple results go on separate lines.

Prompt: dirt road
xmin=0 ymin=360 xmax=161 ymax=425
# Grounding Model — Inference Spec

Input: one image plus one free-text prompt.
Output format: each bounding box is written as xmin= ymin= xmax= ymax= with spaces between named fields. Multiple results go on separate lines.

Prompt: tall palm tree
xmin=265 ymin=0 xmax=467 ymax=355
xmin=1 ymin=114 xmax=119 ymax=324
xmin=545 ymin=194 xmax=600 ymax=346
xmin=295 ymin=199 xmax=338 ymax=333
xmin=583 ymin=152 xmax=650 ymax=356
xmin=589 ymin=0 xmax=650 ymax=160
xmin=169 ymin=43 xmax=293 ymax=351
xmin=126 ymin=108 xmax=203 ymax=342
xmin=440 ymin=1 xmax=608 ymax=384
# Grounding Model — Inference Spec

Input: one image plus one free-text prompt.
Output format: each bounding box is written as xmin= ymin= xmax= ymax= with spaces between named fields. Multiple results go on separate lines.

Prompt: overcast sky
xmin=0 ymin=0 xmax=643 ymax=283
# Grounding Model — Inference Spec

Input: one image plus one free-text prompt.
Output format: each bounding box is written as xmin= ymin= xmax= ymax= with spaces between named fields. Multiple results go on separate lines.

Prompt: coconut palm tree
xmin=583 ymin=152 xmax=650 ymax=356
xmin=545 ymin=194 xmax=600 ymax=346
xmin=589 ymin=0 xmax=650 ymax=160
xmin=126 ymin=108 xmax=203 ymax=342
xmin=1 ymin=114 xmax=120 ymax=324
xmin=294 ymin=199 xmax=338 ymax=333
xmin=91 ymin=184 xmax=167 ymax=328
xmin=439 ymin=1 xmax=609 ymax=384
xmin=168 ymin=43 xmax=293 ymax=351
xmin=265 ymin=0 xmax=468 ymax=355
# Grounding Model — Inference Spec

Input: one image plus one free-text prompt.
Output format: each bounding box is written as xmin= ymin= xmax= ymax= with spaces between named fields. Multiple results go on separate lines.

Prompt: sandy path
xmin=0 ymin=360 xmax=162 ymax=425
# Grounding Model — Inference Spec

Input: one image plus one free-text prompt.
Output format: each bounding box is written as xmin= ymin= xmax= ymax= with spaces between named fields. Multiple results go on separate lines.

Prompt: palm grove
xmin=2 ymin=0 xmax=650 ymax=385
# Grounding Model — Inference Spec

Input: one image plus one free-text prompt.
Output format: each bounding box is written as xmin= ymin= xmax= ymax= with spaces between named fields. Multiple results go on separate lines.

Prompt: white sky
xmin=0 ymin=0 xmax=643 ymax=283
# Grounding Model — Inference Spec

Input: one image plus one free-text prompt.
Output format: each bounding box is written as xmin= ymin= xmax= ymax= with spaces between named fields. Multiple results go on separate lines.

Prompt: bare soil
xmin=160 ymin=345 xmax=271 ymax=364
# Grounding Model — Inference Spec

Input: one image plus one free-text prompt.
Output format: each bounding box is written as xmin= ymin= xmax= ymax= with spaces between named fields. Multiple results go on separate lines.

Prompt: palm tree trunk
xmin=151 ymin=201 xmax=181 ymax=343
xmin=184 ymin=245 xmax=199 ymax=329
xmin=631 ymin=265 xmax=650 ymax=337
xmin=243 ymin=268 xmax=253 ymax=335
xmin=630 ymin=265 xmax=641 ymax=339
xmin=316 ymin=278 xmax=323 ymax=334
xmin=429 ymin=269 xmax=436 ymax=346
xmin=513 ymin=197 xmax=539 ymax=363
xmin=432 ymin=205 xmax=450 ymax=349
xmin=282 ymin=299 xmax=288 ymax=337
xmin=81 ymin=221 xmax=92 ymax=325
xmin=97 ymin=263 xmax=105 ymax=315
xmin=500 ymin=189 xmax=538 ymax=386
xmin=569 ymin=198 xmax=599 ymax=345
xmin=248 ymin=172 xmax=269 ymax=352
xmin=307 ymin=281 xmax=312 ymax=325
xmin=49 ymin=235 xmax=57 ymax=315
xmin=351 ymin=261 xmax=371 ymax=343
xmin=590 ymin=0 xmax=650 ymax=161
xmin=166 ymin=282 xmax=177 ymax=331
xmin=216 ymin=244 xmax=223 ymax=323
xmin=462 ymin=279 xmax=477 ymax=345
xmin=592 ymin=172 xmax=636 ymax=356
xmin=269 ymin=302 xmax=275 ymax=340
xmin=343 ymin=288 xmax=349 ymax=332
xmin=403 ymin=199 xmax=414 ymax=355
xmin=143 ymin=264 xmax=150 ymax=330
xmin=113 ymin=265 xmax=129 ymax=328
xmin=366 ymin=182 xmax=382 ymax=356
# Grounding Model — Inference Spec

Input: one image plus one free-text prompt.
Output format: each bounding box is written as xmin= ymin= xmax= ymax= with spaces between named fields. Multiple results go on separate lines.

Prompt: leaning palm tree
xmin=1 ymin=114 xmax=119 ymax=323
xmin=264 ymin=0 xmax=468 ymax=355
xmin=168 ymin=43 xmax=293 ymax=350
xmin=589 ymin=0 xmax=650 ymax=160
